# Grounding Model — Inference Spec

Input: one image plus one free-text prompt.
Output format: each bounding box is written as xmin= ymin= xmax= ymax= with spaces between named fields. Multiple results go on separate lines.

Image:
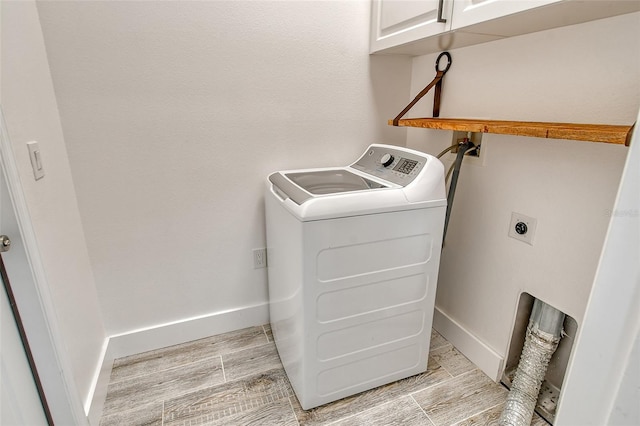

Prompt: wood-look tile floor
xmin=100 ymin=325 xmax=548 ymax=426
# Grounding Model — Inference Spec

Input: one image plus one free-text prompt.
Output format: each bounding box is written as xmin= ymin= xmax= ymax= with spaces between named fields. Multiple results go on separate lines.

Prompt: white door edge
xmin=0 ymin=105 xmax=88 ymax=425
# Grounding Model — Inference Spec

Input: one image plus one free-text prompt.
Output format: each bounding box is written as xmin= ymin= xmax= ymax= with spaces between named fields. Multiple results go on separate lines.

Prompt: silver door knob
xmin=0 ymin=235 xmax=11 ymax=252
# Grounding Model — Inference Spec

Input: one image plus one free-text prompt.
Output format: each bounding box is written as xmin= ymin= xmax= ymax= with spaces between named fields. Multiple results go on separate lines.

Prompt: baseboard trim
xmin=87 ymin=302 xmax=269 ymax=424
xmin=86 ymin=339 xmax=113 ymax=425
xmin=433 ymin=307 xmax=504 ymax=381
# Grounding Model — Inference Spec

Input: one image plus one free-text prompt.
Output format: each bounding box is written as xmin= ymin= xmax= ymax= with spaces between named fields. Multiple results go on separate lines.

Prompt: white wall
xmin=0 ymin=0 xmax=106 ymax=412
xmin=404 ymin=12 xmax=639 ymax=378
xmin=36 ymin=1 xmax=411 ymax=338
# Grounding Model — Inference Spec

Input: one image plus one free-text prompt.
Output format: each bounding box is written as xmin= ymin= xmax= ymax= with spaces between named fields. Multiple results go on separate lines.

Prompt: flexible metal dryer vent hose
xmin=499 ymin=299 xmax=565 ymax=426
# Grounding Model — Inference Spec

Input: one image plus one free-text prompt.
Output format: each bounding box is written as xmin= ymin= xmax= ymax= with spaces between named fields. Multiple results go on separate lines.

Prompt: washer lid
xmin=270 ymin=169 xmax=388 ymax=205
xmin=287 ymin=170 xmax=387 ymax=194
xmin=267 ymin=144 xmax=447 ymax=221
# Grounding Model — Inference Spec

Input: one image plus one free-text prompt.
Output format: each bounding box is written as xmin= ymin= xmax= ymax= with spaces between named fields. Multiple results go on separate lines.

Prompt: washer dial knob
xmin=380 ymin=153 xmax=394 ymax=167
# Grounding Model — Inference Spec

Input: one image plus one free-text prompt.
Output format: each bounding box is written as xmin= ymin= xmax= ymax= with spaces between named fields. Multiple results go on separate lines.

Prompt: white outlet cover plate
xmin=253 ymin=248 xmax=267 ymax=269
xmin=508 ymin=212 xmax=537 ymax=245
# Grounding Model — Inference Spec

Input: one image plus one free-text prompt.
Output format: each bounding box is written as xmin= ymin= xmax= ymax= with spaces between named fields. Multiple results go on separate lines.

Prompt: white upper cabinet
xmin=450 ymin=0 xmax=560 ymax=30
xmin=370 ymin=0 xmax=640 ymax=55
xmin=451 ymin=0 xmax=560 ymax=29
xmin=370 ymin=0 xmax=452 ymax=53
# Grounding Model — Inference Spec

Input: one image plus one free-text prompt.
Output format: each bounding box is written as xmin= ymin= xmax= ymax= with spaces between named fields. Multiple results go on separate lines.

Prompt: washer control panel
xmin=351 ymin=146 xmax=427 ymax=186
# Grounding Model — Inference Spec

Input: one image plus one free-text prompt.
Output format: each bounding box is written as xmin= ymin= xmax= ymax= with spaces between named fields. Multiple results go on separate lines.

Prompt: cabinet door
xmin=451 ymin=0 xmax=561 ymax=30
xmin=370 ymin=0 xmax=451 ymax=53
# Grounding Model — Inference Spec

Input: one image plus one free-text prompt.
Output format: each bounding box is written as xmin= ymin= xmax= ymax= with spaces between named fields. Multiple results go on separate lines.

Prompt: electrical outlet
xmin=508 ymin=212 xmax=537 ymax=245
xmin=253 ymin=248 xmax=267 ymax=269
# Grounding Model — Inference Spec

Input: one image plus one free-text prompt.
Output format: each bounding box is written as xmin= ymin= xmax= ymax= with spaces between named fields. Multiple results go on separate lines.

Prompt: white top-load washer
xmin=265 ymin=144 xmax=446 ymax=410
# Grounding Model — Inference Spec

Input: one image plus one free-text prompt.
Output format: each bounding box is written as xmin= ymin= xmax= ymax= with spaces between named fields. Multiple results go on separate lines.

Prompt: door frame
xmin=0 ymin=252 xmax=53 ymax=424
xmin=0 ymin=107 xmax=88 ymax=425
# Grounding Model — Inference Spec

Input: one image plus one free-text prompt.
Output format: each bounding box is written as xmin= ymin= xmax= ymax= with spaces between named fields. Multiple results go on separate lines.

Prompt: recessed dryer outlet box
xmin=449 ymin=131 xmax=484 ymax=166
xmin=508 ymin=212 xmax=537 ymax=245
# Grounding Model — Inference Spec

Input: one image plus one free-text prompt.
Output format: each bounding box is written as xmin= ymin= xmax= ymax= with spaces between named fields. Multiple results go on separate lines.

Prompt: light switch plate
xmin=27 ymin=141 xmax=45 ymax=180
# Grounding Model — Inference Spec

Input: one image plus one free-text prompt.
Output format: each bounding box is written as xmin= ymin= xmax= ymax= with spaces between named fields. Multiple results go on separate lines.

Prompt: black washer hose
xmin=443 ymin=139 xmax=475 ymax=243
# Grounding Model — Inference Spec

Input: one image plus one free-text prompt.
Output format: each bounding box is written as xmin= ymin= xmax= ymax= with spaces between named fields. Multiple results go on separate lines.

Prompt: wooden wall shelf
xmin=389 ymin=118 xmax=634 ymax=146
